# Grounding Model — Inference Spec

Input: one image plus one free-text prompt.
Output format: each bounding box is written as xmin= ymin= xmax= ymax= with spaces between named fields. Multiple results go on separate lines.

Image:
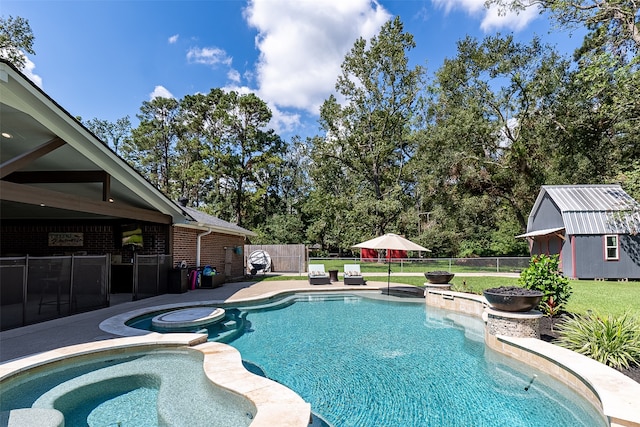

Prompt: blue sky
xmin=3 ymin=0 xmax=585 ymax=140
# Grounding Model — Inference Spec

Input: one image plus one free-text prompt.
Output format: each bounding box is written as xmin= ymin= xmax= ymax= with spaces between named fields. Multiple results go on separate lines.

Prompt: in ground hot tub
xmin=1 ymin=348 xmax=255 ymax=427
xmin=151 ymin=307 xmax=226 ymax=331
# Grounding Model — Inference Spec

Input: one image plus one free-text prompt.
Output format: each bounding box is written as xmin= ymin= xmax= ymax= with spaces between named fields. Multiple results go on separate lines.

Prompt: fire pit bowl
xmin=483 ymin=287 xmax=543 ymax=312
xmin=424 ymin=271 xmax=455 ymax=284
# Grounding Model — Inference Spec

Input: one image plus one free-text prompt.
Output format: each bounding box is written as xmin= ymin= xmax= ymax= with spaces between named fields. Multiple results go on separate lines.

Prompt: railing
xmin=0 ymin=255 xmax=111 ymax=331
xmin=0 ymin=254 xmax=175 ymax=330
xmin=133 ymin=254 xmax=172 ymax=300
xmin=307 ymin=257 xmax=530 ymax=273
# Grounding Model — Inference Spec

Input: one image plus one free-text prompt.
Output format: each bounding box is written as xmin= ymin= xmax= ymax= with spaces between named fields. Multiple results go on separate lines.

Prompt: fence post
xmin=69 ymin=254 xmax=75 ymax=315
xmin=497 ymin=257 xmax=500 ymax=273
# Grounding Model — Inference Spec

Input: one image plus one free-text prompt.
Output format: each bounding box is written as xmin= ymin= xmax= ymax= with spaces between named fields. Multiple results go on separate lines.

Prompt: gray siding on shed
xmin=528 ymin=194 xmax=564 ymax=231
xmin=523 ymin=185 xmax=640 ymax=279
xmin=573 ymin=235 xmax=640 ymax=279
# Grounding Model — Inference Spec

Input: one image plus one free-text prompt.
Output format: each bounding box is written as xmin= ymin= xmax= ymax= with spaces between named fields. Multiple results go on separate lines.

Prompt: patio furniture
xmin=308 ymin=264 xmax=331 ymax=285
xmin=343 ymin=264 xmax=366 ymax=285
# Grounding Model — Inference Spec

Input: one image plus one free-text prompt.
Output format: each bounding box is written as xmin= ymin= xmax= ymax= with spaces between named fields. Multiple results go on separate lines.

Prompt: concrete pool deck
xmin=0 ymin=276 xmax=401 ymax=362
xmin=2 ymin=273 xmax=639 ymax=427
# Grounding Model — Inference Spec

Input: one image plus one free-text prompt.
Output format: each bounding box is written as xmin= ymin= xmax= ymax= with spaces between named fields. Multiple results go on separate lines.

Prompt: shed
xmin=517 ymin=185 xmax=640 ymax=280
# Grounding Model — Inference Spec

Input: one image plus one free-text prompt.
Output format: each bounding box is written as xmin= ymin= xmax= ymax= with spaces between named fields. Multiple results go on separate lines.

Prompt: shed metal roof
xmin=534 ymin=185 xmax=640 ymax=235
xmin=543 ymin=185 xmax=636 ymax=212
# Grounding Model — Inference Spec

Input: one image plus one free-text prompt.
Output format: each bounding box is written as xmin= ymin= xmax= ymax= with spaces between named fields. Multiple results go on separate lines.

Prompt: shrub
xmin=555 ymin=312 xmax=640 ymax=369
xmin=518 ymin=254 xmax=572 ymax=315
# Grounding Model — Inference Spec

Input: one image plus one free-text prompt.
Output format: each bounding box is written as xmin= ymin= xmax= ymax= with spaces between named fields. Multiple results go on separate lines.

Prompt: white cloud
xmin=22 ymin=57 xmax=43 ymax=88
xmin=168 ymin=34 xmax=179 ymax=44
xmin=187 ymin=46 xmax=232 ymax=67
xmin=268 ymin=103 xmax=301 ymax=135
xmin=243 ymin=0 xmax=392 ymax=114
xmin=431 ymin=0 xmax=540 ymax=31
xmin=480 ymin=3 xmax=540 ymax=31
xmin=222 ymin=83 xmax=301 ymax=135
xmin=227 ymin=68 xmax=241 ymax=83
xmin=150 ymin=85 xmax=174 ymax=100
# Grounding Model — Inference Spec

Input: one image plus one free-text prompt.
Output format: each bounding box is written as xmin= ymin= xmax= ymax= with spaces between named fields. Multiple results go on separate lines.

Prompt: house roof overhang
xmin=0 ymin=60 xmax=189 ymax=224
xmin=173 ymin=223 xmax=255 ymax=238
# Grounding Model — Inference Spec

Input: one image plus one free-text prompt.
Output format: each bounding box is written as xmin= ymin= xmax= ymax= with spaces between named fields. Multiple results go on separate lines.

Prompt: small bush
xmin=555 ymin=312 xmax=640 ymax=370
xmin=518 ymin=254 xmax=572 ymax=315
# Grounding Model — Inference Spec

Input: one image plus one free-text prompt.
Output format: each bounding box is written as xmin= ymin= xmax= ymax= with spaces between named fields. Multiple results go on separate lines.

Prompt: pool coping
xmin=0 ymin=334 xmax=311 ymax=427
xmin=3 ymin=281 xmax=639 ymax=427
xmin=424 ymin=288 xmax=640 ymax=427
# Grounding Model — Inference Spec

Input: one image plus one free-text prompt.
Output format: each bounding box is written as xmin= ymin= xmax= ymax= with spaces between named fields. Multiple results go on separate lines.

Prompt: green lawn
xmin=258 ymin=274 xmax=640 ymax=317
xmin=309 ymin=259 xmax=525 ymax=273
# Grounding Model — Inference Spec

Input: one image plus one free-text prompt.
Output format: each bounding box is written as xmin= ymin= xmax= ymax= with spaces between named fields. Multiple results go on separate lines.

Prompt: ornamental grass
xmin=555 ymin=311 xmax=640 ymax=370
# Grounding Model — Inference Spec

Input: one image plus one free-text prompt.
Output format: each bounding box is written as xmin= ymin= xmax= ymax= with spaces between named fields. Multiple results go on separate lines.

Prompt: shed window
xmin=604 ymin=235 xmax=619 ymax=260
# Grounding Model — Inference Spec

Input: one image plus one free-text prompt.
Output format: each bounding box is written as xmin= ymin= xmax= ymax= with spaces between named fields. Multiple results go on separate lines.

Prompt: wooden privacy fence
xmin=244 ymin=244 xmax=307 ymax=274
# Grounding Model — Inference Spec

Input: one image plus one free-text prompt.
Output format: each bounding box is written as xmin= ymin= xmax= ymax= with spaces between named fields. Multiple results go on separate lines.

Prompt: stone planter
xmin=483 ymin=287 xmax=543 ymax=312
xmin=424 ymin=271 xmax=455 ymax=284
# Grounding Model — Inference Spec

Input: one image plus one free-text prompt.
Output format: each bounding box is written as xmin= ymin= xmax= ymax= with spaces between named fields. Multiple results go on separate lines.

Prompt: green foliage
xmin=617 ymin=160 xmax=640 ymax=202
xmin=252 ymin=213 xmax=306 ymax=244
xmin=518 ymin=254 xmax=572 ymax=313
xmin=485 ymin=0 xmax=640 ymax=55
xmin=310 ymin=16 xmax=425 ymax=250
xmin=417 ymin=35 xmax=565 ymax=256
xmin=84 ymin=116 xmax=132 ymax=155
xmin=540 ymin=295 xmax=562 ymax=318
xmin=555 ymin=312 xmax=640 ymax=369
xmin=0 ymin=15 xmax=35 ymax=69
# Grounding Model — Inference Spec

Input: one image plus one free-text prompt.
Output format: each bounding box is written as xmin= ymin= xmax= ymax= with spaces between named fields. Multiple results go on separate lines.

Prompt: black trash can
xmin=168 ymin=268 xmax=189 ymax=293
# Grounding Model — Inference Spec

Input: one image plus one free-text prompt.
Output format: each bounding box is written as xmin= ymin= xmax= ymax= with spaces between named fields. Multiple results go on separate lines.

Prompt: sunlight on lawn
xmin=261 ymin=274 xmax=640 ymax=317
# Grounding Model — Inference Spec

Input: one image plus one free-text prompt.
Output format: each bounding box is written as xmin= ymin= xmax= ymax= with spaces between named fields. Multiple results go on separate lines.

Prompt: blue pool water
xmin=225 ymin=293 xmax=606 ymax=427
xmin=0 ymin=349 xmax=255 ymax=427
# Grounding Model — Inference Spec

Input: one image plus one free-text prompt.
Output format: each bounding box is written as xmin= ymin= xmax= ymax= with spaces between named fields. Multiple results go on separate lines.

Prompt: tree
xmin=416 ymin=35 xmax=568 ymax=255
xmin=485 ymin=0 xmax=640 ymax=54
xmin=177 ymin=90 xmax=225 ymax=207
xmin=310 ymin=17 xmax=425 ymax=250
xmin=215 ymin=91 xmax=285 ymax=228
xmin=84 ymin=116 xmax=132 ymax=155
xmin=132 ymin=97 xmax=180 ymax=196
xmin=0 ymin=15 xmax=35 ymax=69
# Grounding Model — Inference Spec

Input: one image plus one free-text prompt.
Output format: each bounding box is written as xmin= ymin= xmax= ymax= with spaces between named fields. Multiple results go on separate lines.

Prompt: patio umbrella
xmin=353 ymin=233 xmax=430 ymax=295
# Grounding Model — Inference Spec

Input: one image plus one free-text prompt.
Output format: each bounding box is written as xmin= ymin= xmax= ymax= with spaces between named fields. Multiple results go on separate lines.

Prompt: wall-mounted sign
xmin=48 ymin=232 xmax=84 ymax=247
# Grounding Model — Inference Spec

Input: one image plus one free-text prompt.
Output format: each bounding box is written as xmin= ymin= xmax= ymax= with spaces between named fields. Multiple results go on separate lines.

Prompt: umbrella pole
xmin=387 ymin=259 xmax=391 ymax=295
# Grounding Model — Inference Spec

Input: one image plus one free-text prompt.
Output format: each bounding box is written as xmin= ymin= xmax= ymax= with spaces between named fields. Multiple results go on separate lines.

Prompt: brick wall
xmin=0 ymin=220 xmax=169 ymax=257
xmin=172 ymin=227 xmax=246 ymax=278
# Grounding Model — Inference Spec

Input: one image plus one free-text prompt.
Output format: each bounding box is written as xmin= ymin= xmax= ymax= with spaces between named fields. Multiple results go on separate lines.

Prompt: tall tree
xmin=0 ymin=15 xmax=35 ymax=69
xmin=215 ymin=91 xmax=285 ymax=228
xmin=132 ymin=97 xmax=180 ymax=196
xmin=486 ymin=0 xmax=640 ymax=53
xmin=177 ymin=90 xmax=225 ymax=207
xmin=84 ymin=116 xmax=132 ymax=155
xmin=416 ymin=35 xmax=568 ymax=255
xmin=310 ymin=17 xmax=425 ymax=250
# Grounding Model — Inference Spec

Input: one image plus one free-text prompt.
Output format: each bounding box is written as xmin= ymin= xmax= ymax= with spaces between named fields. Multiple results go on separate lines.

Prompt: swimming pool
xmin=128 ymin=293 xmax=607 ymax=426
xmin=0 ymin=348 xmax=256 ymax=427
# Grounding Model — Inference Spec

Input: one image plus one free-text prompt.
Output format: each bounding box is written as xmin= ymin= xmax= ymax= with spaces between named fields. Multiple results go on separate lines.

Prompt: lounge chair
xmin=308 ymin=264 xmax=331 ymax=285
xmin=343 ymin=264 xmax=366 ymax=285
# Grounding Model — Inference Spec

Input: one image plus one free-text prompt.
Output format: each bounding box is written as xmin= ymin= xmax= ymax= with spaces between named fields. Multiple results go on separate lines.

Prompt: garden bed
xmin=540 ymin=316 xmax=640 ymax=384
